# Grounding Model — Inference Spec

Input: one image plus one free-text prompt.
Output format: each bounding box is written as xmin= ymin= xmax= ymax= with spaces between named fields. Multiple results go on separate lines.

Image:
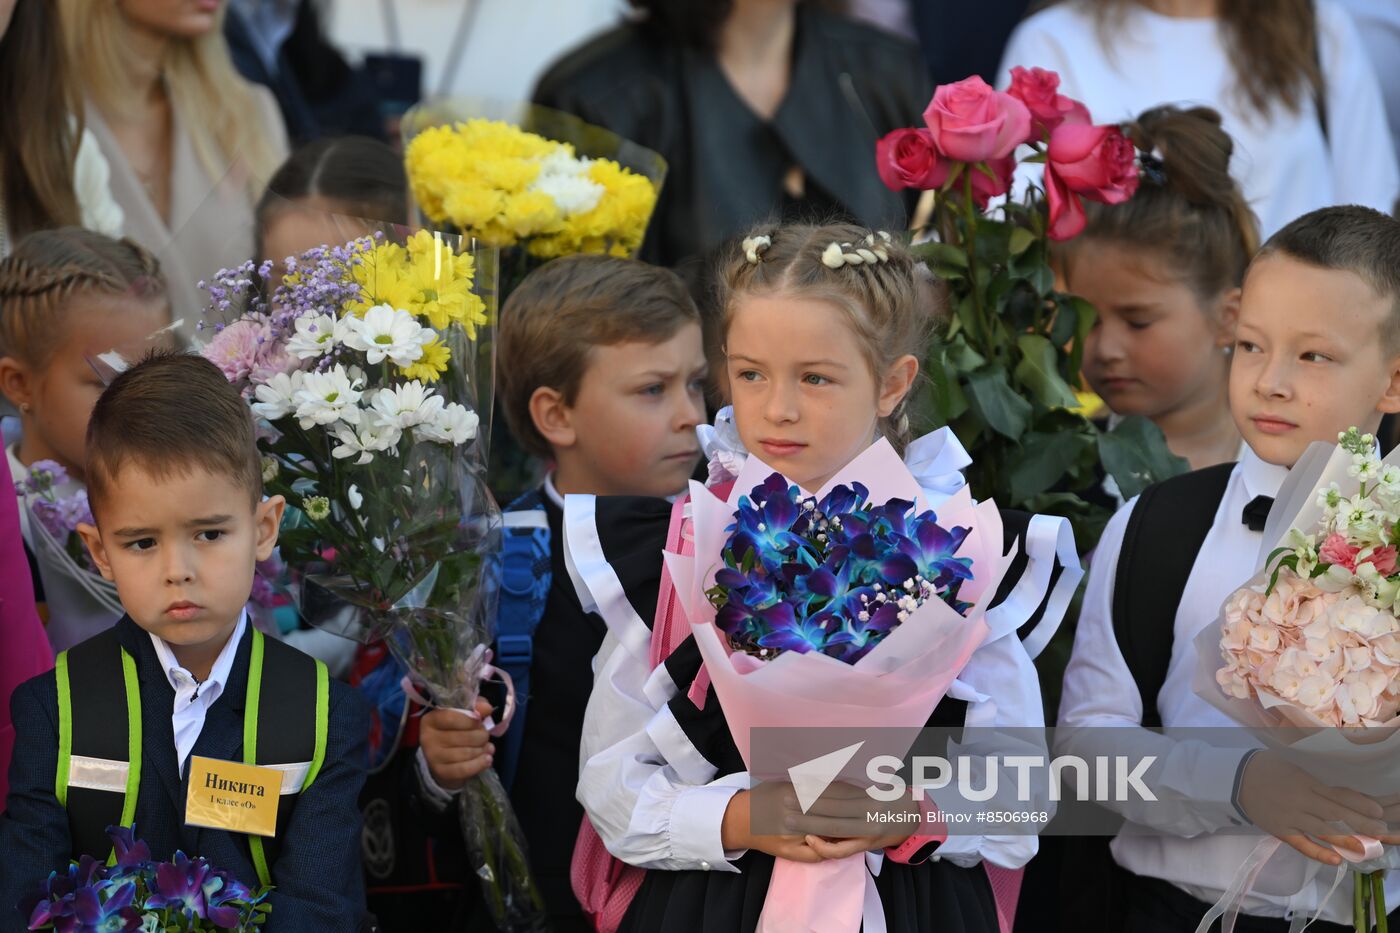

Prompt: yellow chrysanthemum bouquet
xmin=402 ymin=100 xmax=666 ymax=261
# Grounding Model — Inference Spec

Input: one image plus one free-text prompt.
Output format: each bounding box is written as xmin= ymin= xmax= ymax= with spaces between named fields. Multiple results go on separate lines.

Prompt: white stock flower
xmin=370 ymin=381 xmax=444 ymax=429
xmin=293 ymin=365 xmax=363 ymax=429
xmin=347 ymin=484 xmax=363 ymax=510
xmin=331 ymin=418 xmax=402 ymax=465
xmin=251 ymin=370 xmax=305 ymax=421
xmin=417 ymin=402 xmax=479 ymax=446
xmin=285 ymin=313 xmax=341 ymax=360
xmin=342 ymin=304 xmax=433 ymax=367
xmin=1349 ymin=453 xmax=1381 ymax=484
xmin=1317 ymin=482 xmax=1344 ymax=513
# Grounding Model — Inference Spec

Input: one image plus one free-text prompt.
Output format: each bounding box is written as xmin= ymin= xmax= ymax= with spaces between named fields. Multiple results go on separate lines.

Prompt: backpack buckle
xmin=496 ymin=634 xmax=534 ymax=669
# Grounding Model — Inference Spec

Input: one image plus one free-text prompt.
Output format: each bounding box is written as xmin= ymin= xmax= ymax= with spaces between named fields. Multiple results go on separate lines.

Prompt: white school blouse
xmin=569 ymin=431 xmax=1059 ymax=874
xmin=1058 ymin=449 xmax=1400 ymax=924
xmin=997 ymin=0 xmax=1399 ymax=239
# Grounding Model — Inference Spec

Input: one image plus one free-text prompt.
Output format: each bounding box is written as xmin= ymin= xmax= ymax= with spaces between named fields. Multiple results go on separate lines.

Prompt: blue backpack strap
xmin=491 ymin=487 xmax=552 ymax=790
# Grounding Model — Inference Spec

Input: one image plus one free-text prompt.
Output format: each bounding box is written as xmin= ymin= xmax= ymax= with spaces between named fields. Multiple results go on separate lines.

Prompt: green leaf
xmin=1013 ymin=334 xmax=1080 ymax=409
xmin=1008 ymin=227 xmax=1035 ymax=256
xmin=1008 ymin=430 xmax=1093 ymax=501
xmin=1096 ymin=416 xmax=1190 ymax=500
xmin=1048 ymin=296 xmax=1078 ymax=347
xmin=944 ymin=338 xmax=986 ymax=372
xmin=911 ymin=241 xmax=968 ymax=270
xmin=965 ymin=367 xmax=1033 ymax=439
xmin=1067 ymin=295 xmax=1097 ymax=378
xmin=922 ymin=352 xmax=969 ymax=423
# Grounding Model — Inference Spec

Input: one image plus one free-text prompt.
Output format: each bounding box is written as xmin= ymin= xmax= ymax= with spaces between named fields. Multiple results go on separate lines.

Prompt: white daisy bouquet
xmin=200 ymin=228 xmax=546 ymax=931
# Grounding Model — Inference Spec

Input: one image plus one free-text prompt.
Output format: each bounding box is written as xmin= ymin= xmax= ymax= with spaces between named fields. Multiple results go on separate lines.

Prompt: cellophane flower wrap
xmin=665 ymin=439 xmax=1019 ymax=933
xmin=200 ymin=227 xmax=546 ymax=930
xmin=24 ymin=826 xmax=271 ymax=931
xmin=1194 ymin=429 xmax=1400 ymax=932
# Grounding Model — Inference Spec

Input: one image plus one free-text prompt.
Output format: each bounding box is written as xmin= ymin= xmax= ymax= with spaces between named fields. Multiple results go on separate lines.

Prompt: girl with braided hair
xmin=565 ymin=222 xmax=1075 ymax=933
xmin=0 ymin=227 xmax=171 ymax=651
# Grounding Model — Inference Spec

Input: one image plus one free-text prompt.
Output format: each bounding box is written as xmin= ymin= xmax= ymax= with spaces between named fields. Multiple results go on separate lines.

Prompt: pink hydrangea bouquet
xmin=1201 ymin=428 xmax=1400 ymax=932
xmin=1217 ymin=428 xmax=1400 ymax=728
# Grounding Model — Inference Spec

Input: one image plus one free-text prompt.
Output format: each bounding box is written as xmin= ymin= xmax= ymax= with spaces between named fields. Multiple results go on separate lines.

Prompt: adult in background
xmin=58 ymin=0 xmax=289 ymax=336
xmin=225 ymin=0 xmax=386 ymax=146
xmin=533 ymin=0 xmax=930 ymax=271
xmin=1335 ymin=0 xmax=1400 ymax=190
xmin=0 ymin=0 xmax=122 ymax=259
xmin=998 ymin=0 xmax=1398 ymax=238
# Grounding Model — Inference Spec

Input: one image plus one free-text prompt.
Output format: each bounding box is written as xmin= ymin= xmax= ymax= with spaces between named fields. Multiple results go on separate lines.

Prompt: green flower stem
xmin=1360 ymin=873 xmax=1369 ymax=933
xmin=961 ymin=170 xmax=989 ymax=345
xmin=1374 ymin=870 xmax=1388 ymax=933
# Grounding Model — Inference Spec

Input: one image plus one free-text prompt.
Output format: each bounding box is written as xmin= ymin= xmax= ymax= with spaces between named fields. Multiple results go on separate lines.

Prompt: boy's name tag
xmin=185 ymin=756 xmax=281 ymax=838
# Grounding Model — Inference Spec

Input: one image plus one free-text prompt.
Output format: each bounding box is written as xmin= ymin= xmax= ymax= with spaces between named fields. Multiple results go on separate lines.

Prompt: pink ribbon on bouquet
xmin=757 ymin=852 xmax=888 ymax=933
xmin=398 ymin=645 xmax=517 ymax=738
xmin=1191 ymin=836 xmax=1386 ymax=933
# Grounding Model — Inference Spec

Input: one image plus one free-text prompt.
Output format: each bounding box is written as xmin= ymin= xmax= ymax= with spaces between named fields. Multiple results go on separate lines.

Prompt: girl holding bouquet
xmin=0 ymin=227 xmax=172 ymax=651
xmin=565 ymin=222 xmax=1079 ymax=932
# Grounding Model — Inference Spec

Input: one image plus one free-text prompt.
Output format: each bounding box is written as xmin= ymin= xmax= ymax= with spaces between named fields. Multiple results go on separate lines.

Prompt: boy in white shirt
xmin=1059 ymin=204 xmax=1400 ymax=931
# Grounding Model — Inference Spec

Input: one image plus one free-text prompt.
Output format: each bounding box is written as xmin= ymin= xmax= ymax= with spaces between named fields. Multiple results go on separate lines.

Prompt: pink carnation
xmin=1319 ymin=533 xmax=1361 ymax=572
xmin=1366 ymin=545 xmax=1398 ymax=577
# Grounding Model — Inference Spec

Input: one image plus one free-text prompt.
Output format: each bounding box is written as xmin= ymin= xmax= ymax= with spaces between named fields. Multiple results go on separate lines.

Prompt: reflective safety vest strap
xmin=56 ymin=627 xmax=141 ymax=865
xmin=244 ymin=628 xmax=327 ymax=888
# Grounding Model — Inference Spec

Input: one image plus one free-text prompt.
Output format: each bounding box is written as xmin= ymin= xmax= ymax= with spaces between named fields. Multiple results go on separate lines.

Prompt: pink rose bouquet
xmin=871 ymin=69 xmax=1181 ymax=551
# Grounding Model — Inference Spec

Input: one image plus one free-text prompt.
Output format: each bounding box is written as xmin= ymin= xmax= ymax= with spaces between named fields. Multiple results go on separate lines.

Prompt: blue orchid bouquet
xmin=23 ymin=827 xmax=270 ymax=932
xmin=707 ymin=474 xmax=975 ymax=664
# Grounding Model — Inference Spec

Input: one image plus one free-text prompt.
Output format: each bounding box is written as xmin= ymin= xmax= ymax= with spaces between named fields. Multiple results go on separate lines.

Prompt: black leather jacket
xmin=533 ymin=6 xmax=932 ymax=269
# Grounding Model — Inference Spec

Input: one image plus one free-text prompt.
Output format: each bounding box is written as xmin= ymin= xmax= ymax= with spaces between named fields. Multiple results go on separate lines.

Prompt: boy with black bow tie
xmin=1058 ymin=205 xmax=1400 ymax=932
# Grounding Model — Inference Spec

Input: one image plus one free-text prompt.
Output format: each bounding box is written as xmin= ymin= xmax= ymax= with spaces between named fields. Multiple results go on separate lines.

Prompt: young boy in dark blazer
xmin=0 ymin=352 xmax=371 ymax=931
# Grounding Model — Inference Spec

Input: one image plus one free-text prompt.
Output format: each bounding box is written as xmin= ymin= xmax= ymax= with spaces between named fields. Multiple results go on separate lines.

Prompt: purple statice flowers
xmin=24 ymin=826 xmax=270 ymax=932
xmin=707 ymin=473 xmax=974 ymax=664
xmin=198 ymin=235 xmax=379 ymax=391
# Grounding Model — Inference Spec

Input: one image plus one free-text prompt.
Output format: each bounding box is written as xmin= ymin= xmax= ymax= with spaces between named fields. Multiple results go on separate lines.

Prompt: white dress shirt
xmin=150 ymin=612 xmax=248 ymax=775
xmin=1058 ymin=450 xmax=1400 ymax=924
xmin=997 ymin=0 xmax=1399 ymax=239
xmin=572 ymin=431 xmax=1067 ymax=874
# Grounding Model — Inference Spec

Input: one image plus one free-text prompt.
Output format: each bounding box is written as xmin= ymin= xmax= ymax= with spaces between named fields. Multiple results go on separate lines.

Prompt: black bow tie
xmin=1242 ymin=495 xmax=1274 ymax=532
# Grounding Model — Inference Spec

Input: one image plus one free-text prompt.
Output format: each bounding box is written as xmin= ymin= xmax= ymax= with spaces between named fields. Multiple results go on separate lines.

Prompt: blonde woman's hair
xmin=714 ymin=222 xmax=935 ymax=450
xmin=57 ymin=0 xmax=281 ymax=199
xmin=0 ymin=227 xmax=168 ymax=367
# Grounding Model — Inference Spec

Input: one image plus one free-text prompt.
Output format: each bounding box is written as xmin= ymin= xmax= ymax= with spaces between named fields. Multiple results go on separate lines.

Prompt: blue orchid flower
xmin=105 ymin=827 xmax=151 ymax=871
xmin=891 ymin=519 xmax=974 ymax=590
xmin=200 ymin=870 xmax=250 ymax=929
xmin=53 ymin=882 xmax=141 ymax=933
xmin=145 ymin=852 xmax=215 ymax=922
xmin=727 ymin=475 xmax=815 ymax=568
xmin=756 ymin=605 xmax=852 ymax=656
xmin=817 ymin=482 xmax=869 ymax=519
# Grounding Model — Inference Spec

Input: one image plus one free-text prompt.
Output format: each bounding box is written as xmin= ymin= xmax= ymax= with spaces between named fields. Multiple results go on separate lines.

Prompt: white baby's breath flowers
xmin=342 ymin=304 xmax=434 ymax=367
xmin=293 ymin=365 xmax=363 ymax=429
xmin=417 ymin=402 xmax=479 ymax=446
xmin=251 ymin=370 xmax=305 ymax=422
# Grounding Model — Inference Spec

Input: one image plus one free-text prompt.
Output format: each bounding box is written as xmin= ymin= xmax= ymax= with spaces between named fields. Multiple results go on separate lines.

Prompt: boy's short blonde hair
xmin=499 ymin=255 xmax=700 ymax=459
xmin=1256 ymin=205 xmax=1400 ymax=348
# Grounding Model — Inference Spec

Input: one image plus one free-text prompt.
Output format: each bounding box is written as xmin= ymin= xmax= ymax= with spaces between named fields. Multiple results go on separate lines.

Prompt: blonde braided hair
xmin=0 ymin=227 xmax=167 ymax=367
xmin=715 ymin=222 xmax=936 ymax=451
